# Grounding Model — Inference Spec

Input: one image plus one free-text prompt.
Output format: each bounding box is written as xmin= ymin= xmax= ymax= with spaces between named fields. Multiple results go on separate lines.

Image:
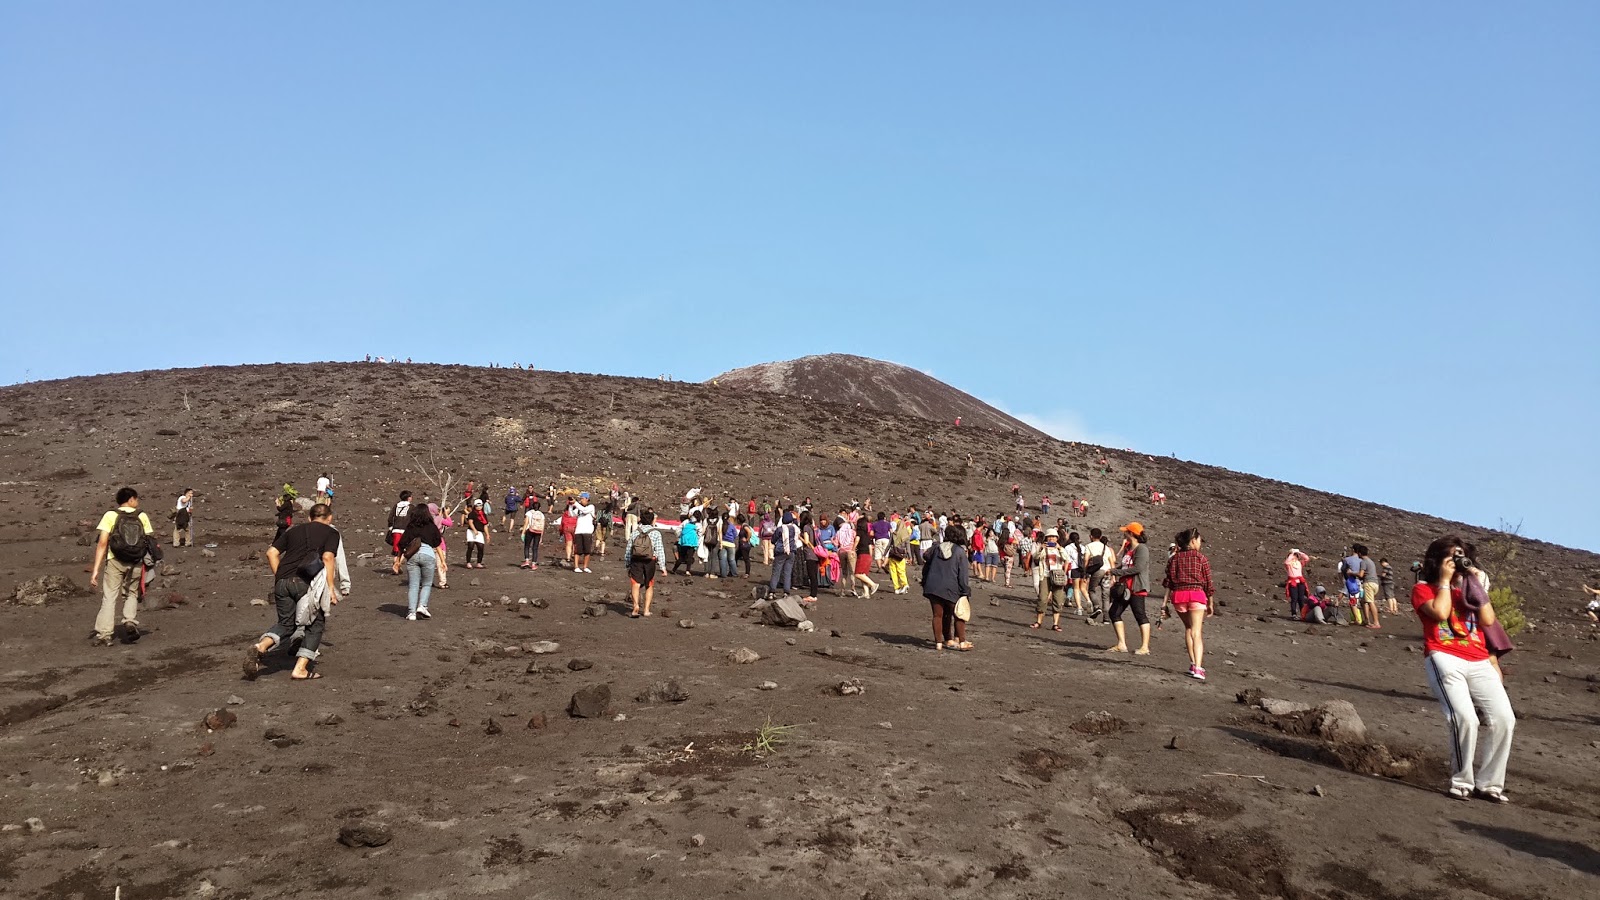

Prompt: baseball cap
xmin=1120 ymin=522 xmax=1144 ymax=536
xmin=580 ymin=492 xmax=590 ymax=499
xmin=473 ymin=499 xmax=483 ymax=507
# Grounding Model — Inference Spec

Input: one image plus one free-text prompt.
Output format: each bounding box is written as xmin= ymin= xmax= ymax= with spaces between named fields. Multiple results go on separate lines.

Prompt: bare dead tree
xmin=410 ymin=451 xmax=465 ymax=517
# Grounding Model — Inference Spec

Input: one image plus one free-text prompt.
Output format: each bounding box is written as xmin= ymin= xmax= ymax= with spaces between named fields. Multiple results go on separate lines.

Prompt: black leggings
xmin=804 ymin=559 xmax=820 ymax=598
xmin=465 ymin=542 xmax=484 ymax=565
xmin=736 ymin=547 xmax=751 ymax=575
xmin=671 ymin=545 xmax=695 ymax=574
xmin=1109 ymin=591 xmax=1149 ymax=626
xmin=522 ymin=531 xmax=542 ymax=562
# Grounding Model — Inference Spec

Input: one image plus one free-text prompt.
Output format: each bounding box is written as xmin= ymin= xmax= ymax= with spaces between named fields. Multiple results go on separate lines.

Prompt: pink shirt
xmin=1284 ymin=551 xmax=1308 ymax=580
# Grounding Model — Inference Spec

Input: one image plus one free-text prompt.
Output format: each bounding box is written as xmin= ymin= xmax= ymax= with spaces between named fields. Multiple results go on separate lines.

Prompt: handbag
xmin=954 ymin=596 xmax=971 ymax=622
xmin=403 ymin=537 xmax=422 ymax=560
xmin=1048 ymin=568 xmax=1069 ymax=588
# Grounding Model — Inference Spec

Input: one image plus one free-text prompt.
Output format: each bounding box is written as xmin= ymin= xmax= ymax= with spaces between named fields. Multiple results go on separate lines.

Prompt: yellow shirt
xmin=97 ymin=507 xmax=154 ymax=535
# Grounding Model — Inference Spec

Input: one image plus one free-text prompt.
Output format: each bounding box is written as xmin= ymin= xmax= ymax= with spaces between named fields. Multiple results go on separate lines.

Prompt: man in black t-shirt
xmin=244 ymin=504 xmax=342 ymax=681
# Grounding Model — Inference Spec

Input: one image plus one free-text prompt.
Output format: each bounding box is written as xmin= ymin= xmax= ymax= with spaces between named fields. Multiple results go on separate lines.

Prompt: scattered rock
xmin=635 ymin=680 xmax=689 ymax=704
xmin=530 ymin=598 xmax=549 ymax=609
xmin=754 ymin=595 xmax=810 ymax=627
xmin=1312 ymin=700 xmax=1367 ymax=744
xmin=9 ymin=575 xmax=86 ymax=605
xmin=24 ymin=817 xmax=45 ymax=833
xmin=1311 ymin=785 xmax=1326 ymax=797
xmin=785 ymin=638 xmax=797 ymax=646
xmin=250 ymin=598 xmax=269 ymax=607
xmin=796 ymin=620 xmax=815 ymax=633
xmin=830 ymin=629 xmax=844 ymax=638
xmin=484 ymin=718 xmax=502 ymax=735
xmin=527 ymin=713 xmax=547 ymax=730
xmin=337 ymin=820 xmax=393 ymax=848
xmin=567 ymin=684 xmax=613 ymax=718
xmin=263 ymin=727 xmax=301 ymax=749
xmin=203 ymin=709 xmax=237 ymax=731
xmin=582 ymin=605 xmax=608 ymax=618
xmin=690 ymin=833 xmax=706 ymax=848
xmin=525 ymin=641 xmax=560 ymax=654
xmin=1259 ymin=698 xmax=1312 ymax=716
xmin=201 ymin=548 xmax=216 ymax=558
xmin=758 ymin=681 xmax=778 ymax=691
xmin=710 ymin=612 xmax=722 ymax=620
xmin=567 ymin=658 xmax=594 ymax=671
xmin=226 ymin=695 xmax=245 ymax=706
xmin=469 ymin=578 xmax=481 ymax=587
xmin=837 ymin=678 xmax=865 ymax=696
xmin=728 ymin=647 xmax=761 ymax=664
xmin=1166 ymin=734 xmax=1188 ymax=751
xmin=678 ymin=619 xmax=696 ymax=629
xmin=315 ymin=713 xmax=344 ymax=727
xmin=1070 ymin=711 xmax=1130 ymax=736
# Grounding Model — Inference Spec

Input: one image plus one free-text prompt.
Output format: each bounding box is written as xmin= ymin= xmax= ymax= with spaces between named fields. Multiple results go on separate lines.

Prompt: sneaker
xmin=406 ymin=613 xmax=417 ymax=621
xmin=92 ymin=635 xmax=114 ymax=647
xmin=530 ymin=564 xmax=538 ymax=570
xmin=416 ymin=607 xmax=431 ymax=619
xmin=1190 ymin=666 xmax=1206 ymax=681
xmin=583 ymin=568 xmax=592 ymax=573
xmin=122 ymin=624 xmax=142 ymax=644
xmin=520 ymin=561 xmax=531 ymax=569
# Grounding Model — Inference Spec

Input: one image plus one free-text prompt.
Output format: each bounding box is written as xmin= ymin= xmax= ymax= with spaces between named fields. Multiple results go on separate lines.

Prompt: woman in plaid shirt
xmin=1163 ymin=528 xmax=1215 ymax=681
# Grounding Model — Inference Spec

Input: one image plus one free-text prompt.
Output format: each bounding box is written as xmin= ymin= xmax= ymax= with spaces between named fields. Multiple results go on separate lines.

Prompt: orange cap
xmin=1120 ymin=522 xmax=1144 ymax=536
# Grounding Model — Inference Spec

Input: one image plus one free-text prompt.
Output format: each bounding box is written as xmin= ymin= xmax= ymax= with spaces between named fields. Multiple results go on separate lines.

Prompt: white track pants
xmin=1423 ymin=652 xmax=1515 ymax=792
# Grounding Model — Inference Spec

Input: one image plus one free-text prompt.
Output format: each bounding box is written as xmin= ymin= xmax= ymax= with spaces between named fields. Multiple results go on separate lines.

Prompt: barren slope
xmin=712 ymin=354 xmax=1050 ymax=438
xmin=0 ymin=363 xmax=1595 ymax=900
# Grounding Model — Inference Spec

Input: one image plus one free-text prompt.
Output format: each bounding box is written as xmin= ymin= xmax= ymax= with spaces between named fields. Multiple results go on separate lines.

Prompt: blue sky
xmin=2 ymin=3 xmax=1596 ymax=550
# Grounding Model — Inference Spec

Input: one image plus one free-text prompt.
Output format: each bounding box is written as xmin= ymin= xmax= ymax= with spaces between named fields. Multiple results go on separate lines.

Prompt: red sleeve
xmin=1201 ymin=556 xmax=1213 ymax=597
xmin=1411 ymin=582 xmax=1434 ymax=611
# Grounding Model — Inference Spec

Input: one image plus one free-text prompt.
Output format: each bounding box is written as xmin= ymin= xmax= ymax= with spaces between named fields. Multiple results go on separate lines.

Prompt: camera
xmin=1453 ymin=552 xmax=1474 ymax=571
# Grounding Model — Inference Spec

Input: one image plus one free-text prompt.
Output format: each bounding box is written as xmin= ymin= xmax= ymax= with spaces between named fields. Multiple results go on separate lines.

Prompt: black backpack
xmin=108 ymin=510 xmax=148 ymax=564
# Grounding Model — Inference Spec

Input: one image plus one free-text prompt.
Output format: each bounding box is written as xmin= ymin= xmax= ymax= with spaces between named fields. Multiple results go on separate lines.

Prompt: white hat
xmin=473 ymin=499 xmax=484 ymax=507
xmin=1045 ymin=528 xmax=1059 ymax=538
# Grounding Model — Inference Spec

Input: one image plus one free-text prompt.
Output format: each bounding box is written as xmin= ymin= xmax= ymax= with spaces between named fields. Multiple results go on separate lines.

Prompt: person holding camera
xmin=1413 ymin=535 xmax=1515 ymax=803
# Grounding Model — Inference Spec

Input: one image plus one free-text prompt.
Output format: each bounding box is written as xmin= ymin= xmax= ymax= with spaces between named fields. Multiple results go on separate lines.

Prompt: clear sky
xmin=2 ymin=3 xmax=1596 ymax=550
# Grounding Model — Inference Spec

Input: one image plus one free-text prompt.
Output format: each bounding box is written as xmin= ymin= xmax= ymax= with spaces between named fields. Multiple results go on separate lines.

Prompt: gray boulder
xmin=10 ymin=575 xmax=86 ymax=606
xmin=567 ymin=684 xmax=613 ymax=718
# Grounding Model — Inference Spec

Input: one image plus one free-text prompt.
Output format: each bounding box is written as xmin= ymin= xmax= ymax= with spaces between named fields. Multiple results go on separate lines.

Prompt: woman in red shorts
xmin=1162 ymin=528 xmax=1214 ymax=681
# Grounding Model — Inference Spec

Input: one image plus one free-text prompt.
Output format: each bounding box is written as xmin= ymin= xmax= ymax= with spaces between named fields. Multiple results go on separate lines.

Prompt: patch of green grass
xmin=743 ymin=716 xmax=798 ymax=756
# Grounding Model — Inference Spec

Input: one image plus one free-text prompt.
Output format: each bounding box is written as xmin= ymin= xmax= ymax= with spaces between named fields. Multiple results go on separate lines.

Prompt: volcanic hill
xmin=711 ymin=353 xmax=1049 ymax=438
xmin=0 ymin=362 xmax=1596 ymax=900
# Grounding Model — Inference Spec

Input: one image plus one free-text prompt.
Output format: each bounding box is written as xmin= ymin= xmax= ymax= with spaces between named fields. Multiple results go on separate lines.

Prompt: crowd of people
xmin=75 ymin=473 xmax=1568 ymax=807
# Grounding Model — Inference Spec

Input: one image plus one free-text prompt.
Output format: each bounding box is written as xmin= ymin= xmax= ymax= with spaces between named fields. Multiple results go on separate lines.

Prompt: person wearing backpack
xmin=172 ymin=488 xmax=196 ymax=547
xmin=520 ymin=499 xmax=546 ymax=570
xmin=89 ymin=487 xmax=156 ymax=646
xmin=624 ymin=509 xmax=669 ymax=617
xmin=502 ymin=486 xmax=522 ymax=534
xmin=1081 ymin=528 xmax=1109 ymax=622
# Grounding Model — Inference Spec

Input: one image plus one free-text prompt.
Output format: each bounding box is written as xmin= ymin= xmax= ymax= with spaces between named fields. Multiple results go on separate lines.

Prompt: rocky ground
xmin=1 ymin=363 xmax=1596 ymax=900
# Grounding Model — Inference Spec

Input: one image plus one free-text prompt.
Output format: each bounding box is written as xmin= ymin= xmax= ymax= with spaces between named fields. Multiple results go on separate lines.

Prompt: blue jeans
xmin=717 ymin=546 xmax=736 ymax=577
xmin=769 ymin=552 xmax=794 ymax=592
xmin=406 ymin=545 xmax=437 ymax=614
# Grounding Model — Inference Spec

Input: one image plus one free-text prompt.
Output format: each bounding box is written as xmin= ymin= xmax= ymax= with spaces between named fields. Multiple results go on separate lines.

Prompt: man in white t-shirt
xmin=1082 ymin=528 xmax=1110 ymax=622
xmin=571 ymin=493 xmax=597 ymax=573
xmin=315 ymin=473 xmax=333 ymax=505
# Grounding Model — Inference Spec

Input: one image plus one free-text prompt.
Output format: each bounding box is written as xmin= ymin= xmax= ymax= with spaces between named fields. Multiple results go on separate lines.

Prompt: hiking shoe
xmin=92 ymin=635 xmax=114 ymax=647
xmin=416 ymin=607 xmax=431 ymax=619
xmin=122 ymin=624 xmax=142 ymax=644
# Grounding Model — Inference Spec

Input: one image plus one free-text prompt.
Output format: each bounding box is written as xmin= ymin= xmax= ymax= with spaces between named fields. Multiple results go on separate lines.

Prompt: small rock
xmin=678 ymin=619 xmax=696 ymax=629
xmin=837 ymin=678 xmax=865 ymax=696
xmin=1543 ymin=675 xmax=1557 ymax=684
xmin=758 ymin=681 xmax=778 ymax=691
xmin=710 ymin=612 xmax=722 ymax=620
xmin=337 ymin=820 xmax=393 ymax=848
xmin=690 ymin=833 xmax=706 ymax=847
xmin=526 ymin=641 xmax=560 ymax=654
xmin=1166 ymin=735 xmax=1188 ymax=751
xmin=469 ymin=577 xmax=481 ymax=586
xmin=530 ymin=597 xmax=549 ymax=609
xmin=567 ymin=658 xmax=594 ymax=671
xmin=197 ymin=742 xmax=215 ymax=757
xmin=1259 ymin=698 xmax=1312 ymax=716
xmin=484 ymin=718 xmax=502 ymax=735
xmin=877 ymin=721 xmax=893 ymax=730
xmin=527 ymin=713 xmax=547 ymax=729
xmin=635 ymin=680 xmax=690 ymax=704
xmin=785 ymin=638 xmax=797 ymax=646
xmin=201 ymin=548 xmax=217 ymax=558
xmin=568 ymin=684 xmax=613 ymax=718
xmin=830 ymin=629 xmax=844 ymax=638
xmin=582 ymin=605 xmax=608 ymax=618
xmin=796 ymin=620 xmax=815 ymax=633
xmin=1311 ymin=784 xmax=1326 ymax=797
xmin=263 ymin=727 xmax=301 ymax=749
xmin=25 ymin=817 xmax=45 ymax=833
xmin=315 ymin=713 xmax=344 ymax=727
xmin=203 ymin=709 xmax=237 ymax=731
xmin=613 ymin=713 xmax=627 ymax=721
xmin=250 ymin=598 xmax=269 ymax=607
xmin=728 ymin=647 xmax=761 ymax=664
xmin=226 ymin=695 xmax=245 ymax=706
xmin=97 ymin=770 xmax=118 ymax=787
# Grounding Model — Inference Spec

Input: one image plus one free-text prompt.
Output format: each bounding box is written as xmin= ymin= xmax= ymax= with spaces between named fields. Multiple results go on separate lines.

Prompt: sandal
xmin=934 ymin=642 xmax=945 ymax=651
xmin=242 ymin=647 xmax=264 ymax=680
xmin=1474 ymin=787 xmax=1510 ymax=804
xmin=953 ymin=641 xmax=974 ymax=651
xmin=291 ymin=671 xmax=323 ymax=681
xmin=1447 ymin=786 xmax=1473 ymax=801
xmin=1134 ymin=648 xmax=1150 ymax=655
xmin=1052 ymin=625 xmax=1063 ymax=632
xmin=1029 ymin=623 xmax=1041 ymax=629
